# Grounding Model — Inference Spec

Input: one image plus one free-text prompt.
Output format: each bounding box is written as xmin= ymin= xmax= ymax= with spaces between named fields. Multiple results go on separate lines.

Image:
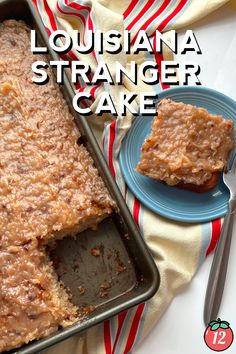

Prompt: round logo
xmin=204 ymin=318 xmax=234 ymax=351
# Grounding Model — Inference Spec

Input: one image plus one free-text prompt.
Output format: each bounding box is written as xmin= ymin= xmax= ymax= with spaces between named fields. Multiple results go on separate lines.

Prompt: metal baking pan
xmin=0 ymin=0 xmax=160 ymax=353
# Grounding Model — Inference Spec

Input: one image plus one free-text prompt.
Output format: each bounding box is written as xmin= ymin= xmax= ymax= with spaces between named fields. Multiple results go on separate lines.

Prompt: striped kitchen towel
xmin=33 ymin=0 xmax=229 ymax=353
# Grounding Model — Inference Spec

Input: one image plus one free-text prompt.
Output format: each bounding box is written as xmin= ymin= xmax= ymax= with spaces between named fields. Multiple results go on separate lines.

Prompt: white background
xmin=136 ymin=4 xmax=236 ymax=354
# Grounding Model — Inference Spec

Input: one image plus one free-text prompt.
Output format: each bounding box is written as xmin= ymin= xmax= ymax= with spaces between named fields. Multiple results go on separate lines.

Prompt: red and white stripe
xmin=206 ymin=219 xmax=222 ymax=257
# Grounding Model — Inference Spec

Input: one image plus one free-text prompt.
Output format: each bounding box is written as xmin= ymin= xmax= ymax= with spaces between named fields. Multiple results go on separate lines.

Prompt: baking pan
xmin=0 ymin=0 xmax=160 ymax=353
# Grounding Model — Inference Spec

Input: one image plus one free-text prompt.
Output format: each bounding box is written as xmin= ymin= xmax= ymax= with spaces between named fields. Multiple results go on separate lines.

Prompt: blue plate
xmin=119 ymin=87 xmax=236 ymax=223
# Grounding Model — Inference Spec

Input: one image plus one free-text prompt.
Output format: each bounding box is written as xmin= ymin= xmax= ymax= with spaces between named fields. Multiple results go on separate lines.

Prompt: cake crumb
xmin=78 ymin=286 xmax=86 ymax=295
xmin=99 ymin=282 xmax=111 ymax=298
xmin=91 ymin=247 xmax=101 ymax=257
xmin=116 ymin=264 xmax=127 ymax=274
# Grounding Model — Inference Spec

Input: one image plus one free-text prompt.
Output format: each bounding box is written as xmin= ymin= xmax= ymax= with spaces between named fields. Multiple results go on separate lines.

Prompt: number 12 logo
xmin=204 ymin=318 xmax=234 ymax=351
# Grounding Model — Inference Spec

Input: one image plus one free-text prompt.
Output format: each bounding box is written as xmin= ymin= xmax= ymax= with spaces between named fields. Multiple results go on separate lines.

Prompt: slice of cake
xmin=0 ymin=20 xmax=115 ymax=352
xmin=136 ymin=98 xmax=234 ymax=192
xmin=0 ymin=242 xmax=77 ymax=352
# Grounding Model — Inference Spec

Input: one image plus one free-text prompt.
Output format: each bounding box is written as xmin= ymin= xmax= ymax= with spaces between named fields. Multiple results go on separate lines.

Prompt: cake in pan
xmin=136 ymin=98 xmax=234 ymax=192
xmin=0 ymin=20 xmax=115 ymax=352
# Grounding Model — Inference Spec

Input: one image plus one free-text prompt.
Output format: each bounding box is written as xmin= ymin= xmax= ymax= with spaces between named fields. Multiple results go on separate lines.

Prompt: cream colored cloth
xmin=32 ymin=0 xmax=230 ymax=353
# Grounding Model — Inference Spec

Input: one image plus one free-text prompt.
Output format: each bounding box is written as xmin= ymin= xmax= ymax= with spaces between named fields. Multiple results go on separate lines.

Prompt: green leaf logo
xmin=211 ymin=323 xmax=220 ymax=331
xmin=208 ymin=319 xmax=230 ymax=330
xmin=209 ymin=320 xmax=218 ymax=327
xmin=220 ymin=323 xmax=229 ymax=329
xmin=221 ymin=321 xmax=230 ymax=326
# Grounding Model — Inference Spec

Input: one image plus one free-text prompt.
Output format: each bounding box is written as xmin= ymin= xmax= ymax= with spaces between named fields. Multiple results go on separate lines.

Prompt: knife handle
xmin=204 ymin=210 xmax=234 ymax=326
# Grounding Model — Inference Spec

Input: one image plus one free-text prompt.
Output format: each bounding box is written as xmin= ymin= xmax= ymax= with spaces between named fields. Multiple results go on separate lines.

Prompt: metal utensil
xmin=204 ymin=151 xmax=236 ymax=326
